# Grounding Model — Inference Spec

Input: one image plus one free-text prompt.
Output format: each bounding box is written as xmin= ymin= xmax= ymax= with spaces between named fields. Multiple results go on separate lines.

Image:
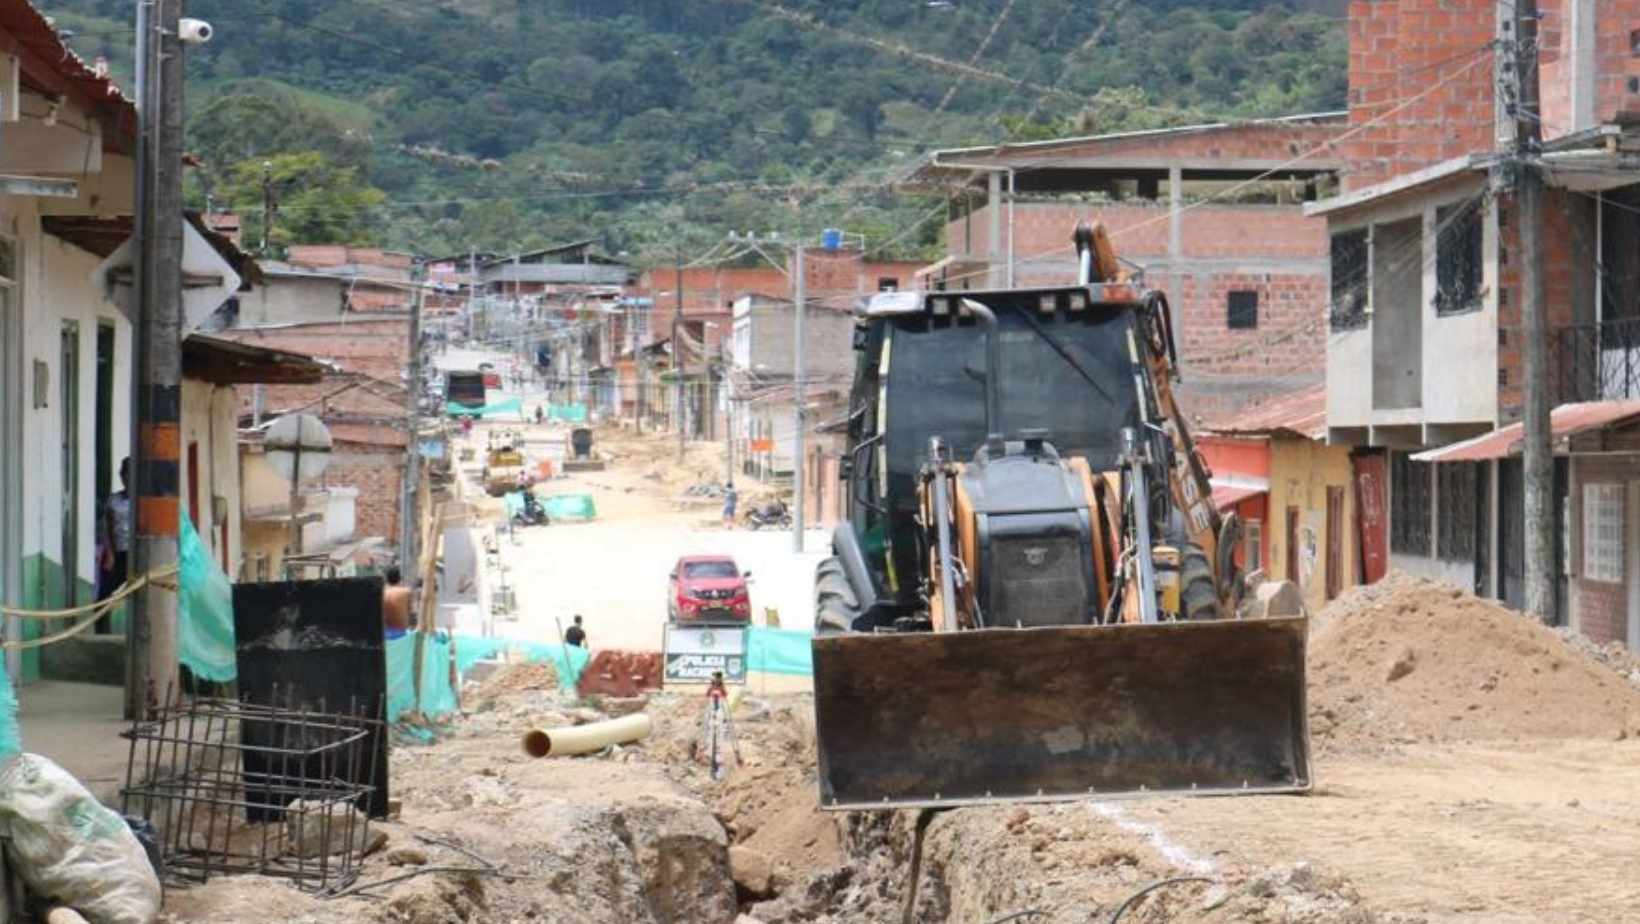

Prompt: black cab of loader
xmin=825 ymin=285 xmax=1151 ymax=632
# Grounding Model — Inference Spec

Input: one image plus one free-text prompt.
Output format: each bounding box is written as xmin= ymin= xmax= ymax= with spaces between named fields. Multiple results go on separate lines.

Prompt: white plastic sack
xmin=0 ymin=753 xmax=161 ymax=924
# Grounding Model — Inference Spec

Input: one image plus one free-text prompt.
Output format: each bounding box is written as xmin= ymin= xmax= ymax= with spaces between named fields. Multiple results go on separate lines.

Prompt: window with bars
xmin=1227 ymin=290 xmax=1258 ymax=329
xmin=1582 ymin=483 xmax=1625 ymax=583
xmin=1329 ymin=228 xmax=1368 ymax=330
xmin=1391 ymin=451 xmax=1432 ymax=556
xmin=1435 ymin=200 xmax=1483 ymax=316
xmin=1436 ymin=462 xmax=1478 ymax=560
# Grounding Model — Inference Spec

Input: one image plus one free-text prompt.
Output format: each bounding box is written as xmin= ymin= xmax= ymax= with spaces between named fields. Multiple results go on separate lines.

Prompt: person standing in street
xmin=382 ymin=567 xmax=413 ymax=640
xmin=565 ymin=614 xmax=587 ymax=648
xmin=722 ymin=481 xmax=738 ymax=529
xmin=95 ymin=458 xmax=133 ymax=634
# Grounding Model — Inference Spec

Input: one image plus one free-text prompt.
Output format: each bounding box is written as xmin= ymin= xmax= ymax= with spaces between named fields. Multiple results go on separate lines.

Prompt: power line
xmin=921 ymin=44 xmax=1497 ymax=292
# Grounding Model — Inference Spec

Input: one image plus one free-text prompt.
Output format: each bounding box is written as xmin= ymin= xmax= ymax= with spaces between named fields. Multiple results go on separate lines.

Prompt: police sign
xmin=663 ymin=624 xmax=747 ymax=684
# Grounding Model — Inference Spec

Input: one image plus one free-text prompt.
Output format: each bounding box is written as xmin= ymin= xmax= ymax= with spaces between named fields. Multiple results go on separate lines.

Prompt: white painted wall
xmin=1421 ymin=193 xmax=1499 ymax=427
xmin=180 ymin=379 xmax=246 ymax=573
xmin=1325 ymin=175 xmax=1498 ymax=439
xmin=7 ymin=200 xmax=133 ymax=592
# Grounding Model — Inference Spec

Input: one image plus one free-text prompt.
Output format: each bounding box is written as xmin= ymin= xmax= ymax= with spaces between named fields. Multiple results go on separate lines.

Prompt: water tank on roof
xmin=821 ymin=228 xmax=842 ymax=251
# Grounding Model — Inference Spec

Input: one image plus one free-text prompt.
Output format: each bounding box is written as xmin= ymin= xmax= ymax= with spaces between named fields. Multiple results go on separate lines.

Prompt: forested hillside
xmin=43 ymin=0 xmax=1346 ymax=259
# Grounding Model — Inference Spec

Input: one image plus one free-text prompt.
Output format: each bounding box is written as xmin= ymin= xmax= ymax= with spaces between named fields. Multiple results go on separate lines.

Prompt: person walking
xmin=564 ymin=614 xmax=587 ymax=648
xmin=722 ymin=481 xmax=739 ymax=530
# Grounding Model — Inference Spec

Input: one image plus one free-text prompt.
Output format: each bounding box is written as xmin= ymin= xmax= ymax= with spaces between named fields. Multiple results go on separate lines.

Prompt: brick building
xmin=217 ymin=320 xmax=413 ymax=554
xmin=1315 ymin=0 xmax=1640 ymax=645
xmin=625 ymin=253 xmax=921 ymax=441
xmin=903 ymin=114 xmax=1345 ymax=420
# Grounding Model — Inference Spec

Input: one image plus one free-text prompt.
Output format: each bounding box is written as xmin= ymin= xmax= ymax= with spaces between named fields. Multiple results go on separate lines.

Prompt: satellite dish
xmin=265 ymin=413 xmax=332 ymax=484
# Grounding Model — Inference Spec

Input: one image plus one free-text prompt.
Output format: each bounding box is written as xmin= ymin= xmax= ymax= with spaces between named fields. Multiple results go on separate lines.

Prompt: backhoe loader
xmin=811 ymin=223 xmax=1310 ymax=809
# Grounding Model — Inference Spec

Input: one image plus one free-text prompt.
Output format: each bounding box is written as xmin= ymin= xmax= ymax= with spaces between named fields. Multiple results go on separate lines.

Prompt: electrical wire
xmin=1105 ymin=876 xmax=1215 ymax=924
xmin=919 ymin=43 xmax=1498 ymax=293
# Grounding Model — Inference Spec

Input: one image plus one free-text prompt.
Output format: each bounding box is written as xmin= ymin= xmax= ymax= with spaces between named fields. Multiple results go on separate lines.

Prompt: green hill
xmin=43 ymin=0 xmax=1346 ymax=261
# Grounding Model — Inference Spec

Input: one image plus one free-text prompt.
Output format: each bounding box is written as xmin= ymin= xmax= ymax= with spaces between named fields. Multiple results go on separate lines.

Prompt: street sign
xmin=265 ymin=413 xmax=333 ymax=484
xmin=94 ymin=221 xmax=244 ymax=331
xmin=663 ymin=624 xmax=747 ymax=685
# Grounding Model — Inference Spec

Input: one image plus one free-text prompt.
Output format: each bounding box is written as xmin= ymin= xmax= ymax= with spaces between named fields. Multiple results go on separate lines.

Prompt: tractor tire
xmin=814 ymin=555 xmax=862 ymax=634
xmin=1180 ymin=543 xmax=1219 ymax=621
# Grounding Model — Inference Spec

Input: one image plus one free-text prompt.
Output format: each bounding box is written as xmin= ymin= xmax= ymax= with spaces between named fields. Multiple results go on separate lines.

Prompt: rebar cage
xmin=120 ymin=696 xmax=380 ymax=894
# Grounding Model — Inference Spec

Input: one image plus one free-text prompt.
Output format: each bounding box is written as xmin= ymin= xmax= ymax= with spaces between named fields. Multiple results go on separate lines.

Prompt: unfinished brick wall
xmin=1538 ymin=0 xmax=1640 ymax=135
xmin=639 ymin=259 xmax=924 ymax=346
xmin=1344 ymin=0 xmax=1497 ymax=191
xmin=323 ymin=443 xmax=405 ymax=542
xmin=1494 ymin=189 xmax=1587 ymax=420
xmin=1170 ymin=272 xmax=1329 ymax=377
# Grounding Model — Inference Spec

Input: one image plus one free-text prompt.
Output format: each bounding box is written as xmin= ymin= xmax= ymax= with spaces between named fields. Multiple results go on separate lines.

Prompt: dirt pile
xmin=467 ymin=659 xmax=561 ymax=705
xmin=638 ymin=693 xmax=844 ymax=899
xmin=1309 ymin=575 xmax=1640 ymax=747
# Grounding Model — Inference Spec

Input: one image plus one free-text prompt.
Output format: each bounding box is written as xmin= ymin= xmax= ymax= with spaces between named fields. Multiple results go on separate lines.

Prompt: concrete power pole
xmin=399 ymin=280 xmax=425 ymax=564
xmin=791 ymin=245 xmax=806 ymax=553
xmin=130 ymin=0 xmax=186 ymax=718
xmin=1512 ymin=0 xmax=1554 ymax=621
xmin=674 ymin=263 xmax=685 ymax=461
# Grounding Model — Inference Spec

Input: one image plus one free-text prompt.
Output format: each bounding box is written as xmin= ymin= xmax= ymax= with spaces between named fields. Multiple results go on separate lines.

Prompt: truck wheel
xmin=1181 ymin=543 xmax=1219 ymax=621
xmin=815 ymin=556 xmax=861 ymax=634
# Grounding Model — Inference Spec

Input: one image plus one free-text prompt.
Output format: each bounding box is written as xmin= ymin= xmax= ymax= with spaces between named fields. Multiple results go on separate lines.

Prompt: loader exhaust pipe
xmin=959 ymin=299 xmax=1003 ymax=453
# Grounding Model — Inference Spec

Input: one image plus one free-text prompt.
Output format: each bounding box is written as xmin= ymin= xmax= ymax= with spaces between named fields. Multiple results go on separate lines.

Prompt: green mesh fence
xmin=0 ymin=653 xmax=19 ymax=755
xmin=178 ymin=517 xmax=238 ymax=682
xmin=745 ymin=626 xmax=814 ymax=676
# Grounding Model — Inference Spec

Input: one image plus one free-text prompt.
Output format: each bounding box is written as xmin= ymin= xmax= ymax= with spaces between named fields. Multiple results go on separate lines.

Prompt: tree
xmin=216 ymin=152 xmax=387 ymax=248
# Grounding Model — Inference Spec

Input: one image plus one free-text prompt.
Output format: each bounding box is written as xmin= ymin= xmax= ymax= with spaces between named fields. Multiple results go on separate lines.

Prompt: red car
xmin=668 ymin=555 xmax=752 ymax=623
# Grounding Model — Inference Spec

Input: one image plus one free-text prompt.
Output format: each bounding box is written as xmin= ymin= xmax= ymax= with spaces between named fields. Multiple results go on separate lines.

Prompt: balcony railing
xmin=1553 ymin=317 xmax=1640 ymax=404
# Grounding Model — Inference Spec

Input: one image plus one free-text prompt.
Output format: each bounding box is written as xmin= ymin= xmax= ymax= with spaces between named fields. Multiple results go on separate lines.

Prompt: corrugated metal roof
xmin=1413 ymin=401 xmax=1640 ymax=463
xmin=0 ymin=0 xmax=137 ymax=149
xmin=1204 ymin=384 xmax=1327 ymax=441
xmin=1210 ymin=481 xmax=1268 ymax=512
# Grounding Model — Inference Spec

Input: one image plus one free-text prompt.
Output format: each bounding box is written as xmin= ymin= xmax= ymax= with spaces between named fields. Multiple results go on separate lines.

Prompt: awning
xmin=1413 ymin=401 xmax=1640 ymax=462
xmin=1210 ymin=478 xmax=1268 ymax=512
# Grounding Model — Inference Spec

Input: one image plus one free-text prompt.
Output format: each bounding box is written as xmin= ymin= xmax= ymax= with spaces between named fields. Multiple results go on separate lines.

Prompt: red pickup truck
xmin=667 ymin=555 xmax=752 ymax=623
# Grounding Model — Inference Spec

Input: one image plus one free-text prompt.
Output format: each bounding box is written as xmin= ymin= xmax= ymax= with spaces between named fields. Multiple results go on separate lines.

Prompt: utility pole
xmin=1512 ymin=0 xmax=1554 ymax=621
xmin=674 ymin=262 xmax=685 ymax=461
xmin=130 ymin=0 xmax=185 ymax=719
xmin=791 ymin=245 xmax=806 ymax=552
xmin=466 ymin=245 xmax=477 ymax=342
xmin=400 ymin=280 xmax=425 ymax=565
xmin=259 ymin=158 xmax=274 ymax=256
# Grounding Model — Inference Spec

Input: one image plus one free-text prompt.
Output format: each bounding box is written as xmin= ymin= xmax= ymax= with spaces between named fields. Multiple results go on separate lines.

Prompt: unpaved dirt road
xmin=156 ymin=370 xmax=1640 ymax=923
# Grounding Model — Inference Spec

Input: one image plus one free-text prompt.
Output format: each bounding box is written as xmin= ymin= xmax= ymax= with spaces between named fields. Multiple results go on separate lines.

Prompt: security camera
xmin=178 ymin=18 xmax=213 ymax=44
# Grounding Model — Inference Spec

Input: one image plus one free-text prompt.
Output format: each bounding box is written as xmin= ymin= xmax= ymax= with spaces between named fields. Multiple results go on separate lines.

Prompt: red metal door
xmin=1353 ymin=452 xmax=1389 ymax=584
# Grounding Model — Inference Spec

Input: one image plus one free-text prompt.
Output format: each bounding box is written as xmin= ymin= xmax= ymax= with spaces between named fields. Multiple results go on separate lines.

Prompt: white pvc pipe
xmin=521 ymin=713 xmax=652 ymax=758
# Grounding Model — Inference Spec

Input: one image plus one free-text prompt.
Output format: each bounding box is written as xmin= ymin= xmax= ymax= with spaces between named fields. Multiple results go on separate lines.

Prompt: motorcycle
xmin=745 ymin=501 xmax=792 ymax=531
xmin=513 ymin=492 xmax=549 ymax=527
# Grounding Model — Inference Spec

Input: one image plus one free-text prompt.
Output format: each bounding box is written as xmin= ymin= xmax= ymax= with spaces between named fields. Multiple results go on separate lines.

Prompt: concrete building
xmin=1315 ymin=0 xmax=1640 ymax=643
xmin=903 ymin=116 xmax=1344 ymax=420
xmin=1200 ymin=385 xmax=1361 ymax=614
xmin=628 ymin=252 xmax=919 ymax=450
xmin=0 ymin=2 xmax=139 ymax=687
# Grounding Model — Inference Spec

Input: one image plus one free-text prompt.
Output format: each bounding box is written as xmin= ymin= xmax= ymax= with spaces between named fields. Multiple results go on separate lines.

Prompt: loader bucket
xmin=812 ymin=617 xmax=1310 ymax=810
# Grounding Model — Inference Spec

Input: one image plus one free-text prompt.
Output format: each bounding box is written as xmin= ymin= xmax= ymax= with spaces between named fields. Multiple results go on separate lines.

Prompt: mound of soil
xmin=1308 ymin=575 xmax=1640 ymax=746
xmin=469 ymin=660 xmax=561 ymax=705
